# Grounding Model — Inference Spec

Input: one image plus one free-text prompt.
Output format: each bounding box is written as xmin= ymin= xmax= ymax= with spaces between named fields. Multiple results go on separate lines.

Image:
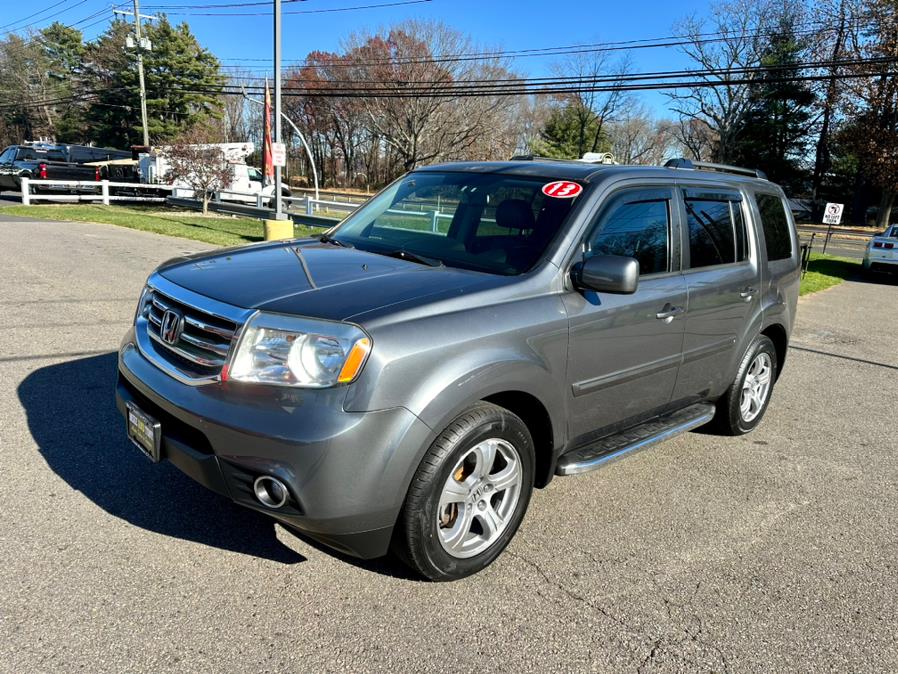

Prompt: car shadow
xmin=850 ymin=269 xmax=898 ymax=286
xmin=17 ymin=352 xmax=304 ymax=564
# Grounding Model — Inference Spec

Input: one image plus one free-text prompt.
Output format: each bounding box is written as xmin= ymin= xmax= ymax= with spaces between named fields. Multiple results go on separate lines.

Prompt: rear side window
xmin=756 ymin=193 xmax=792 ymax=260
xmin=684 ymin=190 xmax=747 ymax=268
xmin=586 ymin=189 xmax=671 ymax=275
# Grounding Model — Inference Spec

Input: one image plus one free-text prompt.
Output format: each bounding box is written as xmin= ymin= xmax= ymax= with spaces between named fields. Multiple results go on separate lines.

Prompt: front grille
xmin=142 ymin=288 xmax=239 ymax=377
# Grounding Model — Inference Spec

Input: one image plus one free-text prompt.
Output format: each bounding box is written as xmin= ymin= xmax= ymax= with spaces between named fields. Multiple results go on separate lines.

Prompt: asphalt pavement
xmin=1 ymin=217 xmax=896 ymax=672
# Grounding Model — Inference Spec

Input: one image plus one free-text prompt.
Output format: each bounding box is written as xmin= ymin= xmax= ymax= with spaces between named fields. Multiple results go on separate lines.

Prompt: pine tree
xmin=83 ymin=16 xmax=223 ymax=148
xmin=731 ymin=14 xmax=814 ymax=192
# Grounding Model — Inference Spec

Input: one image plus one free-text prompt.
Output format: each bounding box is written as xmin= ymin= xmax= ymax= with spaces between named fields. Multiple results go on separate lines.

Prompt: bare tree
xmin=674 ymin=117 xmax=718 ymax=160
xmin=551 ymin=51 xmax=630 ymax=157
xmin=842 ymin=0 xmax=898 ymax=227
xmin=164 ymin=128 xmax=235 ymax=215
xmin=667 ymin=0 xmax=773 ymax=162
xmin=607 ymin=104 xmax=678 ymax=164
xmin=342 ymin=21 xmax=517 ymax=174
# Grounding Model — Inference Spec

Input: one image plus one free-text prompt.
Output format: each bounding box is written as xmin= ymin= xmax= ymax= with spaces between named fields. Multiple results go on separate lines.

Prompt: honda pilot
xmin=116 ymin=157 xmax=800 ymax=580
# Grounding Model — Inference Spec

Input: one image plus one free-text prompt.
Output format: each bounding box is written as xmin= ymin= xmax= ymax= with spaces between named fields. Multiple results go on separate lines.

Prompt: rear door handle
xmin=656 ymin=304 xmax=686 ymax=322
xmin=739 ymin=287 xmax=757 ymax=302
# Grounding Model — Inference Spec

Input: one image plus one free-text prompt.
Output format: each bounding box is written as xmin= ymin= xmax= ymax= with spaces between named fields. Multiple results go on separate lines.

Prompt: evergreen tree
xmin=39 ymin=22 xmax=86 ymax=142
xmin=731 ymin=14 xmax=814 ymax=192
xmin=532 ymin=102 xmax=611 ymax=159
xmin=83 ymin=17 xmax=223 ymax=148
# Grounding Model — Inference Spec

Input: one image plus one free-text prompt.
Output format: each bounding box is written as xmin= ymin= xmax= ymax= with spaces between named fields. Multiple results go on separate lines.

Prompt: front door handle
xmin=656 ymin=304 xmax=686 ymax=322
xmin=739 ymin=287 xmax=757 ymax=302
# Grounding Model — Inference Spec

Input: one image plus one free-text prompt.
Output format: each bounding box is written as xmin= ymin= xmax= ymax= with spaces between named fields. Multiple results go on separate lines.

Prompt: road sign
xmin=823 ymin=202 xmax=844 ymax=225
xmin=271 ymin=142 xmax=287 ymax=168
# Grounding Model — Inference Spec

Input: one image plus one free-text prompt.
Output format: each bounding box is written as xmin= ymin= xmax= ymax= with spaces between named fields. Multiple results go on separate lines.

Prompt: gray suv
xmin=116 ymin=158 xmax=799 ymax=580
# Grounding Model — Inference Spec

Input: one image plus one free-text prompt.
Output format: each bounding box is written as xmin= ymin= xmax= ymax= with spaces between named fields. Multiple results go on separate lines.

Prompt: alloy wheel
xmin=436 ymin=438 xmax=523 ymax=559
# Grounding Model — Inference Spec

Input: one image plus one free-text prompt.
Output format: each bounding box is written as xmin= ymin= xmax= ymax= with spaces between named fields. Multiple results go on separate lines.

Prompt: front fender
xmin=412 ymin=354 xmax=567 ymax=450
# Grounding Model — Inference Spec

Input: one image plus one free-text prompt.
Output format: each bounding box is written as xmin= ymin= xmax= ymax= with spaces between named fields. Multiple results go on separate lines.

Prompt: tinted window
xmin=756 ymin=193 xmax=792 ymax=260
xmin=16 ymin=148 xmax=44 ymax=161
xmin=586 ymin=192 xmax=670 ymax=275
xmin=684 ymin=194 xmax=747 ymax=268
xmin=0 ymin=147 xmax=14 ymax=162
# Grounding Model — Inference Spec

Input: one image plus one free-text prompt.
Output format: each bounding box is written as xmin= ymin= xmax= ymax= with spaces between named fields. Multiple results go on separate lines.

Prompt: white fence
xmin=20 ymin=178 xmax=173 ymax=205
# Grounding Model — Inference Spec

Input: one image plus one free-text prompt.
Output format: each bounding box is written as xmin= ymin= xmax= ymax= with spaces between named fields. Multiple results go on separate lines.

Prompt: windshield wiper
xmin=319 ymin=233 xmax=353 ymax=248
xmin=380 ymin=249 xmax=444 ymax=267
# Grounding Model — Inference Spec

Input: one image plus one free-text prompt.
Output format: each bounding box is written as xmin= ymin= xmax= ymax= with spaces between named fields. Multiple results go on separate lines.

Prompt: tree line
xmin=1 ymin=0 xmax=897 ymax=225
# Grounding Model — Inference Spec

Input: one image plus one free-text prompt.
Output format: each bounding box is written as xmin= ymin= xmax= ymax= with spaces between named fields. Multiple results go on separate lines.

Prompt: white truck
xmin=138 ymin=142 xmax=290 ymax=205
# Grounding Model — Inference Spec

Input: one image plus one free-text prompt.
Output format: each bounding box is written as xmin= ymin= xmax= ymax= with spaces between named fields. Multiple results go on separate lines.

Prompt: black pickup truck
xmin=0 ymin=144 xmax=132 ymax=192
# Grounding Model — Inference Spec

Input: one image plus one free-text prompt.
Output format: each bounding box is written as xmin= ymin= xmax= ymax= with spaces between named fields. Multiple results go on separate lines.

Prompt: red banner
xmin=263 ymin=80 xmax=274 ymax=184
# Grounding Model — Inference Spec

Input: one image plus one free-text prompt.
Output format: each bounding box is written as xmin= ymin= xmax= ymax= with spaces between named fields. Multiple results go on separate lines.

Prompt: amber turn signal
xmin=337 ymin=338 xmax=372 ymax=384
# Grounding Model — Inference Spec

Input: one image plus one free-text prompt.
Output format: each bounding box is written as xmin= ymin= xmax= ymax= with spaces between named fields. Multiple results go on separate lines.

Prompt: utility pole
xmin=114 ymin=2 xmax=156 ymax=147
xmin=273 ymin=0 xmax=284 ymax=218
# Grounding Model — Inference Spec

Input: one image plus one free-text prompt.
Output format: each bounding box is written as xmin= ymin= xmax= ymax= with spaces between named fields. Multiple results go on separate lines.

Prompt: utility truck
xmin=138 ymin=142 xmax=290 ymax=206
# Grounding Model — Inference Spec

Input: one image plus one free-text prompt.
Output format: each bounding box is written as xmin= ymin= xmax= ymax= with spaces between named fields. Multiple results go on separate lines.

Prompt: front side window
xmin=755 ymin=193 xmax=793 ymax=261
xmin=684 ymin=190 xmax=747 ymax=268
xmin=584 ymin=189 xmax=671 ymax=276
xmin=330 ymin=172 xmax=585 ymax=275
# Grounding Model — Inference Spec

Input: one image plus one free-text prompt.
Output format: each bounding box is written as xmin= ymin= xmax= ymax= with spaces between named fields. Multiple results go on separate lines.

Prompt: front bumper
xmin=115 ymin=329 xmax=433 ymax=559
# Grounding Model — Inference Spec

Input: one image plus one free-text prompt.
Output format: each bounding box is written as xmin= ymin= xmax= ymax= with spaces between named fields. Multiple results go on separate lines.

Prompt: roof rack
xmin=664 ymin=158 xmax=768 ymax=180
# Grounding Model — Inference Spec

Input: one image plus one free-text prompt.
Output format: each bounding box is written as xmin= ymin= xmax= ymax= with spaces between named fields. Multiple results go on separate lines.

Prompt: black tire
xmin=393 ymin=402 xmax=535 ymax=581
xmin=710 ymin=334 xmax=778 ymax=435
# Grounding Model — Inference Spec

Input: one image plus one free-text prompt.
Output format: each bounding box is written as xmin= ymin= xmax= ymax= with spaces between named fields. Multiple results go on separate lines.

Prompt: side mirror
xmin=572 ymin=254 xmax=639 ymax=294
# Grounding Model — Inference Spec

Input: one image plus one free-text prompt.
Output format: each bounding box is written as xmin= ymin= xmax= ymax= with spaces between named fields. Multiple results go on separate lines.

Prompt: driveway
xmin=1 ymin=217 xmax=896 ymax=672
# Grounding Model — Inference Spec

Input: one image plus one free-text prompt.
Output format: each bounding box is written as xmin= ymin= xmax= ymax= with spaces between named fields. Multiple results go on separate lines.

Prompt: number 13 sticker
xmin=542 ymin=180 xmax=583 ymax=199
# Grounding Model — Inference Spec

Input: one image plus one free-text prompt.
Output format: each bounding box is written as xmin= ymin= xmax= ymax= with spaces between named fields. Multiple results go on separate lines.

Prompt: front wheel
xmin=710 ymin=334 xmax=778 ymax=435
xmin=393 ymin=402 xmax=535 ymax=581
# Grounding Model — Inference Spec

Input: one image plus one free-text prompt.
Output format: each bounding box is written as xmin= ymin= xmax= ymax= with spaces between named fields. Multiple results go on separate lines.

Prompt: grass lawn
xmin=0 ymin=204 xmax=322 ymax=247
xmin=800 ymin=253 xmax=860 ymax=296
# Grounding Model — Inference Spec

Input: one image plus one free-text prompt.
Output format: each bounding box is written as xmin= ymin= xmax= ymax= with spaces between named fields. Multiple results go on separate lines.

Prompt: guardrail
xmin=289 ymin=187 xmax=372 ymax=204
xmin=166 ymin=195 xmax=346 ymax=229
xmin=20 ymin=178 xmax=173 ymax=205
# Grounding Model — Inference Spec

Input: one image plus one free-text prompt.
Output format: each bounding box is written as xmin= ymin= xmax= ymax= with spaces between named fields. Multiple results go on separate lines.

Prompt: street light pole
xmin=134 ymin=0 xmax=150 ymax=147
xmin=273 ymin=0 xmax=284 ymax=218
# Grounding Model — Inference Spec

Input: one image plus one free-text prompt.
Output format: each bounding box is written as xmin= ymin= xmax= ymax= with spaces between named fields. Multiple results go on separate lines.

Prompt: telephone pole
xmin=273 ymin=0 xmax=284 ymax=218
xmin=113 ymin=1 xmax=156 ymax=147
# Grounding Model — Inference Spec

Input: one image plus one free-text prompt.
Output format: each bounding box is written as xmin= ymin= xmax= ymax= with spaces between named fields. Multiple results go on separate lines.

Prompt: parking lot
xmin=1 ymin=215 xmax=896 ymax=672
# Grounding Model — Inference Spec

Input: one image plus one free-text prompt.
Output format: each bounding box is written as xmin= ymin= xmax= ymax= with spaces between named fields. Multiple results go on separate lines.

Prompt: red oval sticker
xmin=542 ymin=180 xmax=583 ymax=199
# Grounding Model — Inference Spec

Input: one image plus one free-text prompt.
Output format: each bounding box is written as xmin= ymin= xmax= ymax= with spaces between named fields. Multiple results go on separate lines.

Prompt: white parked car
xmin=863 ymin=225 xmax=898 ymax=275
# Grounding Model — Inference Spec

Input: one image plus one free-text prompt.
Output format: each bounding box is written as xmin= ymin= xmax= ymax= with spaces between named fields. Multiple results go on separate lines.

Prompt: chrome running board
xmin=555 ymin=403 xmax=716 ymax=476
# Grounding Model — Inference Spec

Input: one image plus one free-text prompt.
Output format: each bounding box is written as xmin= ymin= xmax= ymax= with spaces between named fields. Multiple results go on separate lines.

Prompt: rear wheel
xmin=393 ymin=402 xmax=534 ymax=581
xmin=711 ymin=334 xmax=778 ymax=435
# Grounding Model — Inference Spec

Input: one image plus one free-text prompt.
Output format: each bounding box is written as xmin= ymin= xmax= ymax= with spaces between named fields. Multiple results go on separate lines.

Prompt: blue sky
xmin=9 ymin=0 xmax=715 ymax=116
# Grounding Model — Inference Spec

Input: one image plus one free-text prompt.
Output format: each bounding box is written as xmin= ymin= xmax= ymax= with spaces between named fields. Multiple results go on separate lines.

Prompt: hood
xmin=156 ymin=240 xmax=511 ymax=322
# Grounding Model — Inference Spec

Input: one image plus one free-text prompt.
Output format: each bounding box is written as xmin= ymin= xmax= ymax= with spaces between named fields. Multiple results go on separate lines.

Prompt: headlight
xmin=227 ymin=313 xmax=371 ymax=388
xmin=133 ymin=285 xmax=151 ymax=324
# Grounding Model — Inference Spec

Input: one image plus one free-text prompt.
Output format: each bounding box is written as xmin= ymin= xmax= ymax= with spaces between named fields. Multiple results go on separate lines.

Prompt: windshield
xmin=329 ymin=171 xmax=585 ymax=275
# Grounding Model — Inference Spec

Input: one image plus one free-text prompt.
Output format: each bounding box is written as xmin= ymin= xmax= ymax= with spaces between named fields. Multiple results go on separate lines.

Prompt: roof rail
xmin=664 ymin=158 xmax=768 ymax=180
xmin=511 ymin=154 xmax=567 ymax=162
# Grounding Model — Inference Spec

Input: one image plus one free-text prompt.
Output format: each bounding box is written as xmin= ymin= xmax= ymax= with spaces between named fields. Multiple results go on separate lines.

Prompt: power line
xmin=137 ymin=0 xmax=306 ymax=8
xmin=0 ymin=0 xmax=74 ymax=33
xmin=139 ymin=0 xmax=432 ymax=16
xmin=0 ymin=0 xmax=90 ymax=36
xmin=163 ymin=59 xmax=898 ymax=99
xmin=212 ymin=56 xmax=898 ymax=94
xmin=214 ymin=18 xmax=875 ymax=72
